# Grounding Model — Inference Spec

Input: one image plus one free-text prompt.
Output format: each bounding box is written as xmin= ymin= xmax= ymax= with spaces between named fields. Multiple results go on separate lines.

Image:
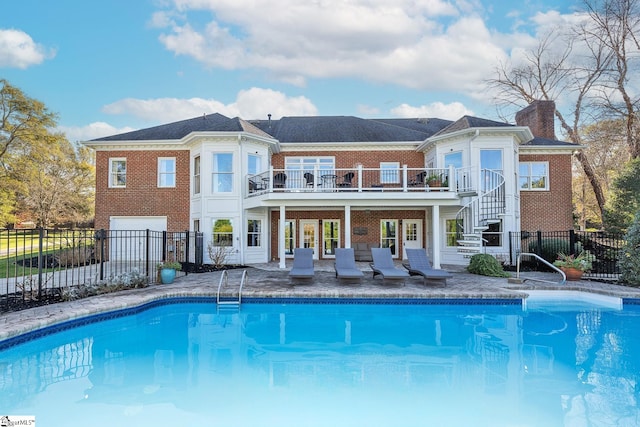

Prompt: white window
xmin=248 ymin=154 xmax=261 ymax=175
xmin=380 ymin=162 xmax=400 ymax=184
xmin=247 ymin=219 xmax=262 ymax=247
xmin=285 ymin=157 xmax=335 ymax=189
xmin=380 ymin=220 xmax=398 ymax=257
xmin=158 ymin=158 xmax=176 ymax=188
xmin=109 ymin=158 xmax=126 ymax=188
xmin=283 ymin=220 xmax=296 ymax=256
xmin=193 ymin=156 xmax=201 ymax=194
xmin=212 ymin=153 xmax=233 ymax=193
xmin=519 ymin=161 xmax=549 ymax=190
xmin=213 ymin=219 xmax=233 ymax=246
xmin=444 ymin=151 xmax=463 ymax=169
xmin=323 ymin=219 xmax=340 ymax=257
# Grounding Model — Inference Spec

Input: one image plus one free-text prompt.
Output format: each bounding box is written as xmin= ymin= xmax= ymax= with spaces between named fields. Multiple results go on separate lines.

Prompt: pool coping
xmin=2 ymin=267 xmax=640 ymax=346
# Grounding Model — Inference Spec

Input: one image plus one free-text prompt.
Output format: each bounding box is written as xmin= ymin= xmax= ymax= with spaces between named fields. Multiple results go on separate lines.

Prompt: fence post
xmin=569 ymin=229 xmax=576 ymax=255
xmin=162 ymin=231 xmax=167 ymax=262
xmin=508 ymin=231 xmax=513 ymax=266
xmin=99 ymin=229 xmax=105 ymax=281
xmin=147 ymin=229 xmax=152 ymax=278
xmin=38 ymin=227 xmax=44 ymax=299
xmin=184 ymin=230 xmax=190 ymax=276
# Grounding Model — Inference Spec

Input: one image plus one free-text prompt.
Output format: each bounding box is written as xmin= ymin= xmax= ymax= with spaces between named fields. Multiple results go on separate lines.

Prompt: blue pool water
xmin=1 ymin=300 xmax=640 ymax=427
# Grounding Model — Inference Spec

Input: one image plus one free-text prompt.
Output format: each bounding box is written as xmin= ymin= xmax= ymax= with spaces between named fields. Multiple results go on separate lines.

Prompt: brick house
xmin=84 ymin=100 xmax=578 ymax=267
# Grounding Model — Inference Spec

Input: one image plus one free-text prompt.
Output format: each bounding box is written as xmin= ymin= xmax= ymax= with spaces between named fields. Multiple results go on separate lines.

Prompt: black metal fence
xmin=0 ymin=228 xmax=203 ymax=313
xmin=508 ymin=230 xmax=625 ymax=281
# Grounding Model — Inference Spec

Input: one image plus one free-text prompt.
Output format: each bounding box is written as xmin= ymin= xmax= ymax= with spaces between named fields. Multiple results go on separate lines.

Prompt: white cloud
xmin=59 ymin=122 xmax=136 ymax=142
xmin=154 ymin=0 xmax=514 ymax=90
xmin=101 ymin=87 xmax=317 ymax=122
xmin=391 ymin=101 xmax=473 ymax=120
xmin=0 ymin=29 xmax=55 ymax=68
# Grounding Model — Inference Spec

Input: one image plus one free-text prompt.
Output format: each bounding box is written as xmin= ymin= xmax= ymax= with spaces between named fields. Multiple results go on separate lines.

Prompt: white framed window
xmin=158 ymin=157 xmax=176 ymax=187
xmin=444 ymin=151 xmax=463 ymax=169
xmin=109 ymin=158 xmax=127 ymax=188
xmin=282 ymin=220 xmax=296 ymax=256
xmin=212 ymin=219 xmax=233 ymax=246
xmin=519 ymin=161 xmax=549 ymax=190
xmin=248 ymin=154 xmax=261 ymax=175
xmin=212 ymin=153 xmax=233 ymax=193
xmin=380 ymin=162 xmax=400 ymax=184
xmin=247 ymin=219 xmax=262 ymax=247
xmin=322 ymin=219 xmax=340 ymax=257
xmin=285 ymin=157 xmax=335 ymax=189
xmin=193 ymin=155 xmax=201 ymax=194
xmin=380 ymin=220 xmax=398 ymax=257
xmin=445 ymin=219 xmax=460 ymax=247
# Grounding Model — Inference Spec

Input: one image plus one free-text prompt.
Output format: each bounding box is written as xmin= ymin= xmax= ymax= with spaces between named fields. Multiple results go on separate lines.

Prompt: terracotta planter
xmin=560 ymin=267 xmax=584 ymax=281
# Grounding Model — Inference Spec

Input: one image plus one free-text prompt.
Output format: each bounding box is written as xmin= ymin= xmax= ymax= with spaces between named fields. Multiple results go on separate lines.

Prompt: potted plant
xmin=157 ymin=261 xmax=182 ymax=284
xmin=426 ymin=174 xmax=443 ymax=187
xmin=553 ymin=251 xmax=594 ymax=281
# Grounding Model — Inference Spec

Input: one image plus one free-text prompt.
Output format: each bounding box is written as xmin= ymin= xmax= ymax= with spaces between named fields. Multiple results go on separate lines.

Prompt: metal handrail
xmin=238 ymin=269 xmax=247 ymax=305
xmin=516 ymin=252 xmax=566 ymax=285
xmin=216 ymin=269 xmax=228 ymax=304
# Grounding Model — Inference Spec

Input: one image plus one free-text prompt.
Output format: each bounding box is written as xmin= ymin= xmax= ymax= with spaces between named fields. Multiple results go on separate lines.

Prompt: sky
xmin=0 ymin=0 xmax=580 ymax=142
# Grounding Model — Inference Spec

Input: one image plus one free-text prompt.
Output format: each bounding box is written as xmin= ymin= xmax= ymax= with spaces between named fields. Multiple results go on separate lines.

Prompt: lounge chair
xmin=403 ymin=248 xmax=452 ymax=285
xmin=289 ymin=248 xmax=315 ymax=279
xmin=334 ymin=248 xmax=364 ymax=280
xmin=370 ymin=247 xmax=409 ymax=281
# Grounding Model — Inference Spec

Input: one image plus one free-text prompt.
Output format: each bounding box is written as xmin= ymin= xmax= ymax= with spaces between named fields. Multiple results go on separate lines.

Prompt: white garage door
xmin=109 ymin=216 xmax=167 ymax=261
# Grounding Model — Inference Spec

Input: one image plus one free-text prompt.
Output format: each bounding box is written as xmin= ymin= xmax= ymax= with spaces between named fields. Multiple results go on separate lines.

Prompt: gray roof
xmin=250 ymin=116 xmax=443 ymax=143
xmin=522 ymin=136 xmax=577 ymax=147
xmin=90 ymin=112 xmax=574 ymax=147
xmin=91 ymin=113 xmax=269 ymax=141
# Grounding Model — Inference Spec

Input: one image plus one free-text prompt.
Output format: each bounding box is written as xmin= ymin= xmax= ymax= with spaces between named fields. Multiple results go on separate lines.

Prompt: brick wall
xmin=270 ymin=209 xmax=425 ymax=260
xmin=271 ymin=149 xmax=424 ymax=169
xmin=94 ymin=150 xmax=191 ymax=231
xmin=519 ymin=154 xmax=574 ymax=231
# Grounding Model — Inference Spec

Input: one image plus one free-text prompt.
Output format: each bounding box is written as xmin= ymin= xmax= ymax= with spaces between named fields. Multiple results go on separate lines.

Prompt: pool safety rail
xmin=511 ymin=252 xmax=566 ymax=285
xmin=216 ymin=269 xmax=247 ymax=307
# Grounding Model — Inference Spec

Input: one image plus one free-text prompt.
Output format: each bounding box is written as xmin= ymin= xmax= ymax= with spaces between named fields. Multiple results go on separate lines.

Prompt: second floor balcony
xmin=247 ymin=166 xmax=477 ymax=198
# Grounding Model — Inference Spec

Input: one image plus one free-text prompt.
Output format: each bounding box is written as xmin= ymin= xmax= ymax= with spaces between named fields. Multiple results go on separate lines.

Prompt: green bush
xmin=527 ymin=238 xmax=583 ymax=264
xmin=619 ymin=211 xmax=640 ymax=286
xmin=467 ymin=254 xmax=510 ymax=278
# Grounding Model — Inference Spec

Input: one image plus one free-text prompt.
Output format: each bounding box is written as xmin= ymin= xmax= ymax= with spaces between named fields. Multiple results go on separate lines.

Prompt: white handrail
xmin=238 ymin=269 xmax=247 ymax=305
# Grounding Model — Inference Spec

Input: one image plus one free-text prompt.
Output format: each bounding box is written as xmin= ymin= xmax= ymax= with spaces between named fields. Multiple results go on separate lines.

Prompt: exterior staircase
xmin=455 ymin=169 xmax=506 ymax=257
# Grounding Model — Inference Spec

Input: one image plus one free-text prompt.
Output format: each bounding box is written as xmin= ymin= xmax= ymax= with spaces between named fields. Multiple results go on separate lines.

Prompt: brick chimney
xmin=515 ymin=100 xmax=556 ymax=139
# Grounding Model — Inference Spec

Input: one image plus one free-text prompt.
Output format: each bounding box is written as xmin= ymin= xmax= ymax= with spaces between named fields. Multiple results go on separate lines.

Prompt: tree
xmin=603 ymin=157 xmax=640 ymax=233
xmin=488 ymin=0 xmax=640 ymax=224
xmin=10 ymin=134 xmax=94 ymax=228
xmin=0 ymin=79 xmax=56 ymax=163
xmin=0 ymin=80 xmax=94 ymax=228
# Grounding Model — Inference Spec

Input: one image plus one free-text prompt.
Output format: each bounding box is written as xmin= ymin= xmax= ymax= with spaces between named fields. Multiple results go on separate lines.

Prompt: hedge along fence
xmin=508 ymin=230 xmax=625 ymax=281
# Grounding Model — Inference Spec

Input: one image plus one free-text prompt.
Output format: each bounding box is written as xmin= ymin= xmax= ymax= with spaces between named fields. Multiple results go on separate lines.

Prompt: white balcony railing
xmin=247 ymin=165 xmax=467 ymax=196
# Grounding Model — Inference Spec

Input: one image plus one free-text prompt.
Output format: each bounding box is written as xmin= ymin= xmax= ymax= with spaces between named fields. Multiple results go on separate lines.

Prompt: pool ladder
xmin=216 ymin=269 xmax=247 ymax=307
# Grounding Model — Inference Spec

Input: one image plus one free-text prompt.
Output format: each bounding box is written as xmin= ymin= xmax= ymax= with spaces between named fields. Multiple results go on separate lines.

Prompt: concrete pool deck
xmin=2 ymin=260 xmax=640 ymax=342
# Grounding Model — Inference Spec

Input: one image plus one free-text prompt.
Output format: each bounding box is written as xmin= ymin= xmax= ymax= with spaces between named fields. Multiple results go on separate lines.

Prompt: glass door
xmin=299 ymin=220 xmax=319 ymax=259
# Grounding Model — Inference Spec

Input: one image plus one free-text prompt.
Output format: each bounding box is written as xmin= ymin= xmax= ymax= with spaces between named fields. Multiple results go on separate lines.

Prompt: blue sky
xmin=1 ymin=0 xmax=578 ymax=142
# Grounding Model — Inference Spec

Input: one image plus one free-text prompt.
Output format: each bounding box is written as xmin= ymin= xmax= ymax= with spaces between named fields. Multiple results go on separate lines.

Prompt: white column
xmin=344 ymin=205 xmax=351 ymax=247
xmin=432 ymin=205 xmax=441 ymax=268
xmin=279 ymin=205 xmax=286 ymax=269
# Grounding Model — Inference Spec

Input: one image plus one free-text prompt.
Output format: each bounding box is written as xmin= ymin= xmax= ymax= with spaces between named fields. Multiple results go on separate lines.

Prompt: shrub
xmin=467 ymin=254 xmax=510 ymax=278
xmin=619 ymin=211 xmax=640 ymax=286
xmin=527 ymin=238 xmax=583 ymax=264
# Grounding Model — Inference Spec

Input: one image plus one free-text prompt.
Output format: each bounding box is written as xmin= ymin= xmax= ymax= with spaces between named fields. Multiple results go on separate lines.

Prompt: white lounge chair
xmin=289 ymin=248 xmax=315 ymax=279
xmin=334 ymin=248 xmax=364 ymax=281
xmin=370 ymin=247 xmax=409 ymax=281
xmin=403 ymin=248 xmax=452 ymax=285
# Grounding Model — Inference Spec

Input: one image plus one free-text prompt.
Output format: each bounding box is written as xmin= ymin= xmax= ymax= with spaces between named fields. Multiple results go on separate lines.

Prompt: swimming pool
xmin=1 ymin=299 xmax=639 ymax=426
